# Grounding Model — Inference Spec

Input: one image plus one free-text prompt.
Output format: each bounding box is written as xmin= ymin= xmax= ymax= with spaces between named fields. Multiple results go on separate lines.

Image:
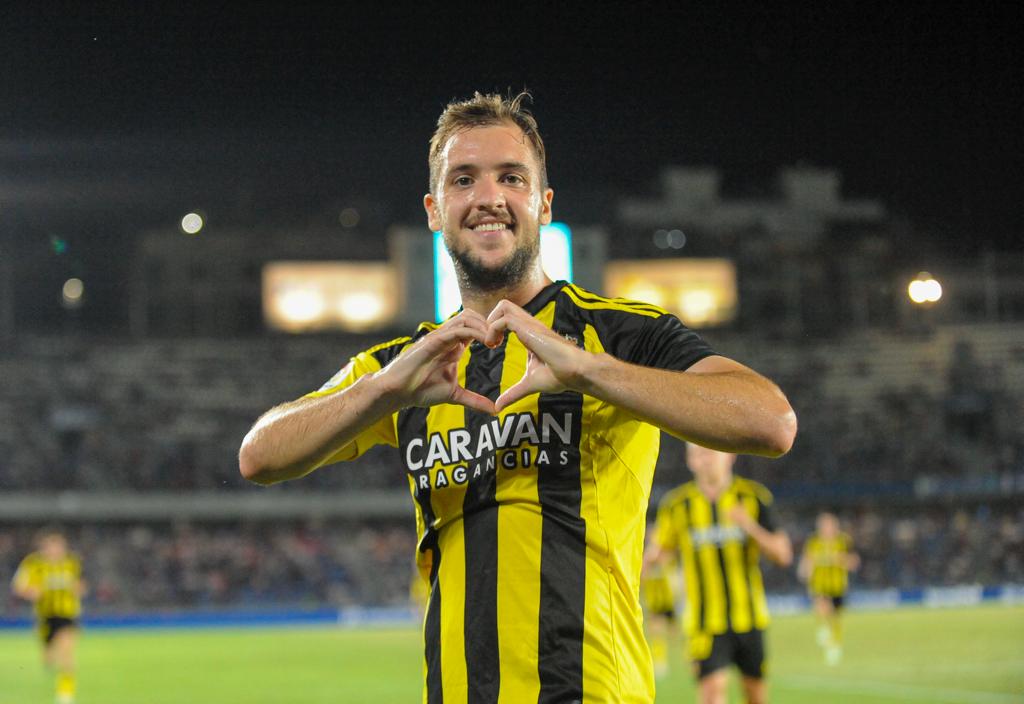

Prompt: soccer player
xmin=239 ymin=92 xmax=797 ymax=703
xmin=11 ymin=529 xmax=85 ymax=704
xmin=798 ymin=511 xmax=859 ymax=665
xmin=647 ymin=444 xmax=792 ymax=704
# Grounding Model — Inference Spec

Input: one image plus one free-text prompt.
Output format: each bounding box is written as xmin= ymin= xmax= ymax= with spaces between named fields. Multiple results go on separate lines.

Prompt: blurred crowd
xmin=0 ymin=335 xmax=408 ymax=491
xmin=2 ymin=328 xmax=1023 ymax=616
xmin=765 ymin=502 xmax=1024 ymax=592
xmin=0 ymin=519 xmax=417 ymax=616
xmin=2 ymin=330 xmax=1023 ymax=494
xmin=2 ymin=502 xmax=1021 ymax=617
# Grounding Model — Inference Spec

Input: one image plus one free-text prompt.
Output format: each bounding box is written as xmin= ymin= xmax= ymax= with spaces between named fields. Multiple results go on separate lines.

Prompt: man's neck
xmin=459 ymin=268 xmax=552 ymax=316
xmin=697 ymin=472 xmax=733 ymax=501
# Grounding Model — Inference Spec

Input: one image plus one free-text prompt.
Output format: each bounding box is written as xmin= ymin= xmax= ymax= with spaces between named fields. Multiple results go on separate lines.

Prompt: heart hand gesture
xmin=377 ymin=310 xmax=497 ymax=414
xmin=484 ymin=299 xmax=588 ymax=412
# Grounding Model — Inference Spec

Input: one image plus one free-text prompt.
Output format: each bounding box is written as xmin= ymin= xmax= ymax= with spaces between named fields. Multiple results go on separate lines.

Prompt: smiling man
xmin=239 ymin=92 xmax=797 ymax=703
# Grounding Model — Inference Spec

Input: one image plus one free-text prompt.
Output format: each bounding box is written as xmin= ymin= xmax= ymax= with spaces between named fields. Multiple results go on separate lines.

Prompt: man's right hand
xmin=375 ymin=310 xmax=497 ymax=415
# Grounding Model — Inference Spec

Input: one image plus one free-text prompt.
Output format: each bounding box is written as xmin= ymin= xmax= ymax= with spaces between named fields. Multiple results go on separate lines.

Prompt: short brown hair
xmin=428 ymin=91 xmax=548 ymax=193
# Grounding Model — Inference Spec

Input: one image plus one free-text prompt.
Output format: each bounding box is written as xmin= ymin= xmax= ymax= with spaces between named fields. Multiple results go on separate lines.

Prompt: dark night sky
xmin=2 ymin=3 xmax=1021 ymax=270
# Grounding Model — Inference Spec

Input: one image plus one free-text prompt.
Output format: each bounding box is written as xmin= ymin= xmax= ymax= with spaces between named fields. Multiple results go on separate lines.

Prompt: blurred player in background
xmin=798 ymin=511 xmax=859 ymax=665
xmin=12 ymin=528 xmax=86 ymax=704
xmin=647 ymin=444 xmax=792 ymax=704
xmin=640 ymin=524 xmax=678 ymax=679
xmin=239 ymin=91 xmax=796 ymax=703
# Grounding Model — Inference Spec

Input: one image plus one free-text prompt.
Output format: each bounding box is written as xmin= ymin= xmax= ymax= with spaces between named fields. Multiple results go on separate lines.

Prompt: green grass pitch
xmin=1 ymin=604 xmax=1021 ymax=703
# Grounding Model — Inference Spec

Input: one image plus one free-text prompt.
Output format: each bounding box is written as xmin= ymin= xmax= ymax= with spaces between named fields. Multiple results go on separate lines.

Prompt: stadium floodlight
xmin=605 ymin=258 xmax=737 ymax=327
xmin=678 ymin=289 xmax=716 ymax=325
xmin=180 ymin=212 xmax=204 ymax=235
xmin=278 ymin=288 xmax=326 ymax=324
xmin=263 ymin=261 xmax=397 ymax=332
xmin=336 ymin=292 xmax=385 ymax=325
xmin=433 ymin=223 xmax=573 ymax=322
xmin=908 ymin=272 xmax=942 ymax=304
xmin=62 ymin=278 xmax=84 ymax=308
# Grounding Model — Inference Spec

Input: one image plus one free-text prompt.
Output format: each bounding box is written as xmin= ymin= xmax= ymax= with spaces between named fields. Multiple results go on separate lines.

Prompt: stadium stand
xmin=2 ymin=324 xmax=1022 ymax=615
xmin=3 ymin=324 xmax=1022 ymax=492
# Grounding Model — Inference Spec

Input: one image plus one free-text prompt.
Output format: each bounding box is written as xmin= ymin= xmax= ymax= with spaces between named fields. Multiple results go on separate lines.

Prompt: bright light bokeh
xmin=908 ymin=273 xmax=943 ymax=304
xmin=263 ymin=262 xmax=397 ymax=332
xmin=181 ymin=213 xmax=204 ymax=235
xmin=62 ymin=278 xmax=84 ymax=307
xmin=279 ymin=289 xmax=326 ymax=323
xmin=605 ymin=258 xmax=737 ymax=327
xmin=678 ymin=289 xmax=716 ymax=325
xmin=337 ymin=292 xmax=384 ymax=324
xmin=433 ymin=223 xmax=573 ymax=321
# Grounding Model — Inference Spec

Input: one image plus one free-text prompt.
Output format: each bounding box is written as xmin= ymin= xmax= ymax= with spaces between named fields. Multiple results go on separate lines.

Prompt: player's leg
xmin=735 ymin=629 xmax=767 ymax=704
xmin=50 ymin=623 xmax=78 ymax=704
xmin=741 ymin=676 xmax=767 ymax=704
xmin=691 ymin=631 xmax=734 ymax=704
xmin=697 ymin=670 xmax=729 ymax=704
xmin=824 ymin=596 xmax=844 ymax=665
xmin=40 ymin=619 xmax=57 ymax=670
xmin=812 ymin=595 xmax=833 ymax=647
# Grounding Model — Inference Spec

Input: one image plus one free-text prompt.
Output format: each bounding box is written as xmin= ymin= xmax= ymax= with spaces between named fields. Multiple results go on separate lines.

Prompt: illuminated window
xmin=263 ymin=262 xmax=397 ymax=332
xmin=605 ymin=259 xmax=737 ymax=327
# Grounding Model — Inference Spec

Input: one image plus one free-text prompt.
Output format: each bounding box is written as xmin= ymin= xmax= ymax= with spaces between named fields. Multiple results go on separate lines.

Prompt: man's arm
xmin=729 ymin=506 xmax=794 ymax=567
xmin=642 ymin=540 xmax=669 ymax=574
xmin=575 ymin=354 xmax=795 ymax=457
xmin=845 ymin=550 xmax=862 ymax=573
xmin=11 ymin=564 xmax=40 ymax=602
xmin=239 ymin=375 xmax=405 ymax=485
xmin=485 ymin=301 xmax=796 ymax=457
xmin=239 ymin=311 xmax=494 ymax=485
xmin=796 ymin=548 xmax=812 ymax=582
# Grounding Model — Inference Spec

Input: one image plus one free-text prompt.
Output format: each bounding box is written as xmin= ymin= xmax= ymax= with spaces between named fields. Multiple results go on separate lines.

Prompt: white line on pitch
xmin=864 ymin=660 xmax=1024 ymax=676
xmin=778 ymin=674 xmax=1023 ymax=704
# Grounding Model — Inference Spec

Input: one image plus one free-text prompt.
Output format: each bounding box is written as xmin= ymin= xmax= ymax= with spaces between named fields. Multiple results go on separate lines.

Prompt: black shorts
xmin=39 ymin=617 xmax=78 ymax=644
xmin=812 ymin=593 xmax=846 ymax=610
xmin=691 ymin=629 xmax=765 ymax=680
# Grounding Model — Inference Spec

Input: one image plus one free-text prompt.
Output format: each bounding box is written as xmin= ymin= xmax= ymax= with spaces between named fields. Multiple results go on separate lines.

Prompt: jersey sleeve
xmin=302 ymin=346 xmax=403 ymax=464
xmin=11 ymin=556 xmax=37 ymax=592
xmin=755 ymin=490 xmax=777 ymax=532
xmin=654 ymin=496 xmax=679 ymax=551
xmin=629 ymin=313 xmax=716 ymax=372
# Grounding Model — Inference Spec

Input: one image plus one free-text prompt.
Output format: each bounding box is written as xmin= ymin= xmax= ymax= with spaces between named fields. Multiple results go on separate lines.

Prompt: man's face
xmin=817 ymin=513 xmax=839 ymax=538
xmin=686 ymin=443 xmax=737 ymax=481
xmin=40 ymin=535 xmax=66 ymax=560
xmin=424 ymin=123 xmax=554 ymax=291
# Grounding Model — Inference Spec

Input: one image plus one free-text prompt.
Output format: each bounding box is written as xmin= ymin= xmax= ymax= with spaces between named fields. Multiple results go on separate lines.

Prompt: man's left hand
xmin=484 ymin=299 xmax=588 ymax=412
xmin=728 ymin=505 xmax=755 ymax=533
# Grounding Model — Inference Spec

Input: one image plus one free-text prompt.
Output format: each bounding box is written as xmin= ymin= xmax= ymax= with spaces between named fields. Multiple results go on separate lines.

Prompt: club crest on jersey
xmin=316 ymin=362 xmax=354 ymax=392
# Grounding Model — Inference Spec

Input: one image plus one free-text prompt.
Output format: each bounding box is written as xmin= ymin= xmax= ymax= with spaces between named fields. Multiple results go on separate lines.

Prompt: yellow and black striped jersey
xmin=307 ymin=281 xmax=714 ymax=704
xmin=654 ymin=477 xmax=776 ymax=637
xmin=12 ymin=552 xmax=82 ymax=621
xmin=803 ymin=532 xmax=853 ymax=597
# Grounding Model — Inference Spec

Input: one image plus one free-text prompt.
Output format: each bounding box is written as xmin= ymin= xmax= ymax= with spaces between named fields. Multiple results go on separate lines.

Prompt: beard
xmin=446 ymin=228 xmax=541 ymax=293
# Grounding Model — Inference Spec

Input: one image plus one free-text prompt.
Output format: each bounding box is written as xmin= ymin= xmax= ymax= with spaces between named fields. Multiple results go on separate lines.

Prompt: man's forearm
xmin=574 ymin=354 xmax=797 ymax=457
xmin=745 ymin=525 xmax=793 ymax=567
xmin=238 ymin=373 xmax=401 ymax=485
